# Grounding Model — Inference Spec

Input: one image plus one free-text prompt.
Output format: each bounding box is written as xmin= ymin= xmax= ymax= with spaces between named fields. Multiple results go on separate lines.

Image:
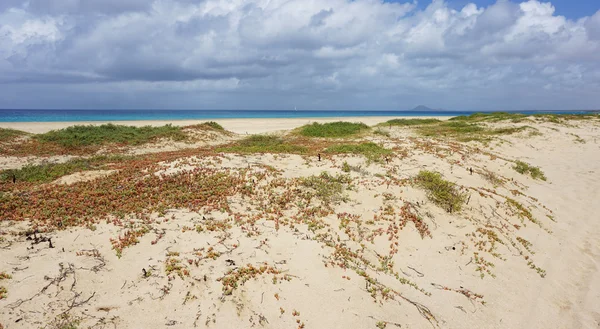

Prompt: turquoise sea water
xmin=0 ymin=109 xmax=595 ymax=122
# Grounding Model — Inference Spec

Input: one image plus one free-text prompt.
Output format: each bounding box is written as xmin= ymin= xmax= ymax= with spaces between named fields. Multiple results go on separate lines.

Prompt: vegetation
xmin=111 ymin=226 xmax=150 ymax=258
xmin=513 ymin=161 xmax=547 ymax=181
xmin=532 ymin=113 xmax=599 ymax=123
xmin=325 ymin=142 xmax=392 ymax=162
xmin=0 ymin=128 xmax=28 ymax=141
xmin=415 ymin=121 xmax=534 ymax=142
xmin=416 ymin=121 xmax=485 ymax=141
xmin=506 ymin=198 xmax=539 ymax=225
xmin=0 ymin=156 xmax=127 ymax=184
xmin=480 ymin=169 xmax=503 ymax=186
xmin=218 ymin=264 xmax=292 ymax=296
xmin=0 ymin=164 xmax=244 ymax=229
xmin=201 ymin=121 xmax=225 ymax=130
xmin=165 ymin=252 xmax=190 ymax=279
xmin=450 ymin=111 xmax=599 ymax=124
xmin=376 ymin=321 xmax=387 ymax=329
xmin=0 ymin=272 xmax=10 ymax=300
xmin=373 ymin=128 xmax=391 ymax=137
xmin=383 ymin=118 xmax=441 ymax=126
xmin=46 ymin=314 xmax=80 ymax=329
xmin=184 ymin=121 xmax=227 ymax=132
xmin=449 ymin=112 xmax=527 ymax=123
xmin=298 ymin=122 xmax=370 ymax=138
xmin=34 ymin=124 xmax=187 ymax=148
xmin=375 ymin=114 xmax=538 ymax=142
xmin=414 ymin=171 xmax=467 ymax=213
xmin=218 ymin=135 xmax=307 ymax=154
xmin=299 ymin=172 xmax=352 ymax=205
xmin=342 ymin=161 xmax=351 ymax=173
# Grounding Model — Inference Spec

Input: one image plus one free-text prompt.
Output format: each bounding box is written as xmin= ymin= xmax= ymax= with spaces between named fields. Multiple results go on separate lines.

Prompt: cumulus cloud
xmin=0 ymin=0 xmax=599 ymax=110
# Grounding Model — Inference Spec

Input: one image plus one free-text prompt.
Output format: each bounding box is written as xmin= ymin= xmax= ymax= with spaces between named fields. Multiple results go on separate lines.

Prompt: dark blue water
xmin=0 ymin=109 xmax=595 ymax=122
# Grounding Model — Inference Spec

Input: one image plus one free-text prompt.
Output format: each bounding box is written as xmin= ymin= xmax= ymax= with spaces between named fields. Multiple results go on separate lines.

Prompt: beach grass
xmin=298 ymin=122 xmax=370 ymax=138
xmin=299 ymin=172 xmax=352 ymax=205
xmin=217 ymin=135 xmax=307 ymax=154
xmin=416 ymin=121 xmax=486 ymax=141
xmin=513 ymin=161 xmax=547 ymax=181
xmin=0 ymin=155 xmax=128 ymax=184
xmin=449 ymin=112 xmax=528 ymax=123
xmin=0 ymin=128 xmax=29 ymax=141
xmin=414 ymin=171 xmax=467 ymax=213
xmin=531 ymin=113 xmax=600 ymax=124
xmin=324 ymin=142 xmax=392 ymax=162
xmin=415 ymin=121 xmax=535 ymax=142
xmin=480 ymin=169 xmax=504 ymax=186
xmin=185 ymin=121 xmax=226 ymax=131
xmin=34 ymin=124 xmax=187 ymax=148
xmin=450 ymin=112 xmax=599 ymax=124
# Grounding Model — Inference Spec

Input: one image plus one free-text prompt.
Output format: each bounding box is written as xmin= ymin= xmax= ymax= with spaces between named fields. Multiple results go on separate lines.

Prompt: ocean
xmin=0 ymin=109 xmax=595 ymax=122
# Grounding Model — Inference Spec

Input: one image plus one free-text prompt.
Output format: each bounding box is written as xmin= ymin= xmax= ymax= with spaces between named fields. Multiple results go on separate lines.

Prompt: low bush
xmin=414 ymin=171 xmax=467 ymax=213
xmin=298 ymin=122 xmax=370 ymax=138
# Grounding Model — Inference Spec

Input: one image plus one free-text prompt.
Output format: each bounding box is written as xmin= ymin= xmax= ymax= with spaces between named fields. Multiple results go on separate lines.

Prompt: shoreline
xmin=0 ymin=116 xmax=450 ymax=134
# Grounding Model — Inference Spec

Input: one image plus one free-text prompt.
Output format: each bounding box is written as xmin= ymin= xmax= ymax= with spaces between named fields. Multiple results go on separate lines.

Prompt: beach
xmin=1 ymin=114 xmax=599 ymax=329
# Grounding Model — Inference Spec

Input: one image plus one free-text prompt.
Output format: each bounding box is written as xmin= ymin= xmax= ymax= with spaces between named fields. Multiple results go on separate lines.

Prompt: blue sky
xmin=401 ymin=0 xmax=600 ymax=19
xmin=0 ymin=0 xmax=599 ymax=111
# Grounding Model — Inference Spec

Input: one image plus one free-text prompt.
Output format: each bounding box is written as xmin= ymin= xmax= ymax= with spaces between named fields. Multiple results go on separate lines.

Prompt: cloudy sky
xmin=0 ymin=0 xmax=599 ymax=111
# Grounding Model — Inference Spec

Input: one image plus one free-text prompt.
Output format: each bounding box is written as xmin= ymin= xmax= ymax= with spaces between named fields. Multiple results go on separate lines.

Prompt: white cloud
xmin=0 ymin=0 xmax=598 ymax=110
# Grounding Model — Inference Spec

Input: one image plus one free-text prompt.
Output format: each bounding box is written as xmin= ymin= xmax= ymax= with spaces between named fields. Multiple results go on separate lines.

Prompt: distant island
xmin=410 ymin=105 xmax=445 ymax=112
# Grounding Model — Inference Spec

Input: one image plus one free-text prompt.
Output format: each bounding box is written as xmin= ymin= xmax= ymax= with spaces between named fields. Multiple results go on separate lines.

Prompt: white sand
xmin=1 ymin=118 xmax=599 ymax=329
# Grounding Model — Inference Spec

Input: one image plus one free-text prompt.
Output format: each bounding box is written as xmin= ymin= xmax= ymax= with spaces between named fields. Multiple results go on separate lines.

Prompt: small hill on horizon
xmin=410 ymin=105 xmax=444 ymax=112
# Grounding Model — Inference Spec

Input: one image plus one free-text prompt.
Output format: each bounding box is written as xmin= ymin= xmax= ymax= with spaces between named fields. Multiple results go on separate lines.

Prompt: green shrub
xmin=416 ymin=121 xmax=485 ymax=141
xmin=0 ymin=128 xmax=28 ymax=141
xmin=325 ymin=142 xmax=392 ymax=162
xmin=532 ymin=113 xmax=599 ymax=123
xmin=218 ymin=135 xmax=307 ymax=154
xmin=342 ymin=162 xmax=351 ymax=173
xmin=0 ymin=156 xmax=126 ymax=183
xmin=490 ymin=126 xmax=533 ymax=135
xmin=414 ymin=171 xmax=467 ymax=213
xmin=513 ymin=161 xmax=546 ymax=181
xmin=449 ymin=112 xmax=527 ymax=123
xmin=35 ymin=124 xmax=186 ymax=148
xmin=298 ymin=122 xmax=370 ymax=138
xmin=415 ymin=121 xmax=534 ymax=142
xmin=202 ymin=121 xmax=225 ymax=130
xmin=299 ymin=172 xmax=352 ymax=205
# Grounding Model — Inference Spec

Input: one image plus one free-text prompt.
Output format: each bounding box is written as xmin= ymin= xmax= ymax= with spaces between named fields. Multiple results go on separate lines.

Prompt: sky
xmin=0 ymin=0 xmax=599 ymax=111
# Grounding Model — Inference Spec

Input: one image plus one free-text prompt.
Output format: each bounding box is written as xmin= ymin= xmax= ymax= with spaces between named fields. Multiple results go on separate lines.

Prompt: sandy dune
xmin=0 ymin=116 xmax=448 ymax=135
xmin=1 ymin=118 xmax=599 ymax=329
